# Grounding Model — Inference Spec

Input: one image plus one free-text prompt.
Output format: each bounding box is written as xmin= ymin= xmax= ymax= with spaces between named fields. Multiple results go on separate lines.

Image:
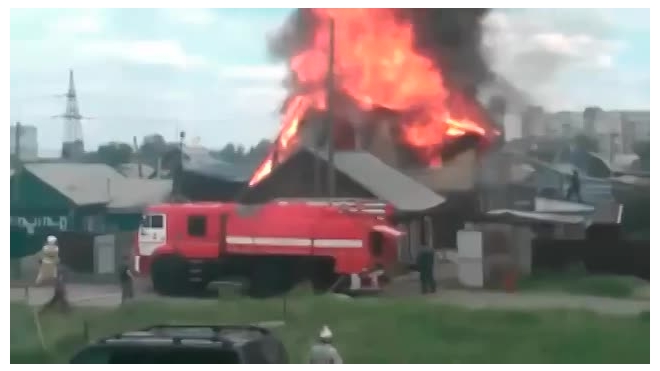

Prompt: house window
xmin=187 ymin=215 xmax=207 ymax=237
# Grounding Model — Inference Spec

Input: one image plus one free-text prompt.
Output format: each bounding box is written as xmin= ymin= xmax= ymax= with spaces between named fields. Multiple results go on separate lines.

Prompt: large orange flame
xmin=249 ymin=9 xmax=497 ymax=187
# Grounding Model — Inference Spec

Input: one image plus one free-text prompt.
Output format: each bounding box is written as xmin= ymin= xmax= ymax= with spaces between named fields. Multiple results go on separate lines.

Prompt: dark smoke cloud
xmin=268 ymin=8 xmax=521 ymax=143
xmin=401 ymin=9 xmax=493 ymax=96
xmin=267 ymin=9 xmax=316 ymax=62
xmin=269 ymin=9 xmax=494 ymax=96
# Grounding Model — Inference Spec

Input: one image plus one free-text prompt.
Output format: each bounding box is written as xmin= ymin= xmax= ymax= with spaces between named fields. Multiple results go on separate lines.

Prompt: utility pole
xmin=177 ymin=131 xmax=186 ymax=200
xmin=326 ymin=18 xmax=336 ymax=197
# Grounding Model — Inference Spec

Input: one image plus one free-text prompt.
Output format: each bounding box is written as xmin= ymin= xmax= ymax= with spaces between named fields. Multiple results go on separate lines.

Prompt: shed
xmin=11 ymin=162 xmax=172 ymax=235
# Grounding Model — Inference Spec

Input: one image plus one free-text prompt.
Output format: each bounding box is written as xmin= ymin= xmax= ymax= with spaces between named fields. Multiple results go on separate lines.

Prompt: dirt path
xmin=12 ymin=281 xmax=649 ymax=316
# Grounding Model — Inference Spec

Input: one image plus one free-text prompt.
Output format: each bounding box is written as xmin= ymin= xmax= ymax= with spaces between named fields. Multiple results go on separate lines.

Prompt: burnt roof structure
xmin=239 ymin=146 xmax=445 ymax=212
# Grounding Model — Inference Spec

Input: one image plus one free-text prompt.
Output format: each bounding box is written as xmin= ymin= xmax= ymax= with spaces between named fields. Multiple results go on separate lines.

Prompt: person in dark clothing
xmin=119 ymin=262 xmax=134 ymax=304
xmin=41 ymin=264 xmax=70 ymax=314
xmin=416 ymin=244 xmax=437 ymax=294
xmin=566 ymin=169 xmax=583 ymax=202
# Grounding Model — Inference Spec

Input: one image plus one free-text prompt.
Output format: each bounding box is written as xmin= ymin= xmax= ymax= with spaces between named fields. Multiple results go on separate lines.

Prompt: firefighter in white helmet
xmin=35 ymin=235 xmax=60 ymax=286
xmin=309 ymin=325 xmax=343 ymax=364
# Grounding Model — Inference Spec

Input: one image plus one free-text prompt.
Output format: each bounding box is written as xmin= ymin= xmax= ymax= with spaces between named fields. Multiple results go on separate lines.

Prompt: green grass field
xmin=11 ymin=296 xmax=650 ymax=364
xmin=518 ymin=270 xmax=647 ymax=299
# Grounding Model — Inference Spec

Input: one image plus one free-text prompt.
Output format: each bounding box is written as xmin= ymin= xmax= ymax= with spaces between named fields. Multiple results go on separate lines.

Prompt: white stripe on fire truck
xmin=313 ymin=239 xmax=362 ymax=248
xmin=254 ymin=237 xmax=311 ymax=247
xmin=225 ymin=236 xmax=363 ymax=248
xmin=225 ymin=236 xmax=253 ymax=244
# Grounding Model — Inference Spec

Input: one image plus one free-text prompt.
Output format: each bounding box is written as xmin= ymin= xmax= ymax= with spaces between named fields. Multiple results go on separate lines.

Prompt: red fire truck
xmin=134 ymin=198 xmax=405 ymax=296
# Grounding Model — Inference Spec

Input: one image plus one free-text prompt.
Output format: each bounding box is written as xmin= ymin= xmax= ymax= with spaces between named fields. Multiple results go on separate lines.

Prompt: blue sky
xmin=9 ymin=8 xmax=649 ymax=153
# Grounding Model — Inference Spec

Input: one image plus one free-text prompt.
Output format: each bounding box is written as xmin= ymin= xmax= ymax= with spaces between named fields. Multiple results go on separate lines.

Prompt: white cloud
xmin=161 ymin=8 xmax=217 ymax=26
xmin=80 ymin=40 xmax=208 ymax=69
xmin=218 ymin=64 xmax=287 ymax=81
xmin=482 ymin=10 xmax=629 ymax=109
xmin=50 ymin=12 xmax=103 ymax=34
xmin=9 ymin=8 xmax=648 ymax=153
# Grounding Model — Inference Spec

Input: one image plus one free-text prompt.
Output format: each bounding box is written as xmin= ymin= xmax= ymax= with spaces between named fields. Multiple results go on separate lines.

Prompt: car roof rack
xmin=96 ymin=324 xmax=272 ymax=347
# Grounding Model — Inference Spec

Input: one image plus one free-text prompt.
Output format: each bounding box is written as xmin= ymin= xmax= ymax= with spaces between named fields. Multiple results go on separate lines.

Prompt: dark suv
xmin=70 ymin=325 xmax=289 ymax=363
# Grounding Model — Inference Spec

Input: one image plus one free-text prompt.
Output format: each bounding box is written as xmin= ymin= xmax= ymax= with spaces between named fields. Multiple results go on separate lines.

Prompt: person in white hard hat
xmin=35 ymin=235 xmax=60 ymax=286
xmin=309 ymin=325 xmax=343 ymax=364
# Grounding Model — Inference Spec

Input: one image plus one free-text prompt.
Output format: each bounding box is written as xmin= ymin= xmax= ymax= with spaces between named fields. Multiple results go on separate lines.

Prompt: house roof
xmin=107 ymin=179 xmax=173 ymax=213
xmin=23 ymin=163 xmax=172 ymax=210
xmin=486 ymin=209 xmax=586 ymax=224
xmin=243 ymin=146 xmax=446 ymax=212
xmin=25 ymin=163 xmax=126 ymax=205
xmin=611 ymin=175 xmax=650 ymax=188
xmin=309 ymin=148 xmax=446 ymax=212
xmin=180 ymin=145 xmax=253 ymax=182
xmin=534 ymin=197 xmax=595 ymax=214
xmin=117 ymin=163 xmax=156 ymax=178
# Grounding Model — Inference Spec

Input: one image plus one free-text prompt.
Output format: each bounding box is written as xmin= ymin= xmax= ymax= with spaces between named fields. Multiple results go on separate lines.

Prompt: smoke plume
xmin=270 ymin=9 xmax=495 ymax=97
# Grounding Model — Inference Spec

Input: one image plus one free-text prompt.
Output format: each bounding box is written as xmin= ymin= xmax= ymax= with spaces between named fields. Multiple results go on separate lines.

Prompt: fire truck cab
xmin=135 ymin=198 xmax=405 ymax=297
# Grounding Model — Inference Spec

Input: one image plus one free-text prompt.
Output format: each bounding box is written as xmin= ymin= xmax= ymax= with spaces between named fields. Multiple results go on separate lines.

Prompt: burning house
xmin=237 ymin=9 xmax=512 ymax=265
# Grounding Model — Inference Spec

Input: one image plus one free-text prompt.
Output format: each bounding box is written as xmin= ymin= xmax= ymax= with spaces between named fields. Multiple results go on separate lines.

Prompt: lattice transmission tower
xmin=52 ymin=69 xmax=91 ymax=159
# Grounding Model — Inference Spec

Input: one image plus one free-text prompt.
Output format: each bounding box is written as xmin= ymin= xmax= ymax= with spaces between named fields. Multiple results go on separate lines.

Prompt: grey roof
xmin=107 ymin=179 xmax=173 ymax=213
xmin=117 ymin=163 xmax=155 ymax=178
xmin=487 ymin=209 xmax=586 ymax=224
xmin=24 ymin=163 xmax=172 ymax=209
xmin=534 ymin=197 xmax=595 ymax=214
xmin=611 ymin=175 xmax=650 ymax=188
xmin=315 ymin=149 xmax=446 ymax=212
xmin=181 ymin=145 xmax=253 ymax=182
xmin=25 ymin=163 xmax=127 ymax=205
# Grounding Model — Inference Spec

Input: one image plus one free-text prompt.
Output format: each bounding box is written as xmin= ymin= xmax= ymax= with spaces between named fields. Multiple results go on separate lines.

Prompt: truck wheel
xmin=247 ymin=258 xmax=293 ymax=298
xmin=311 ymin=259 xmax=338 ymax=294
xmin=151 ymin=255 xmax=188 ymax=296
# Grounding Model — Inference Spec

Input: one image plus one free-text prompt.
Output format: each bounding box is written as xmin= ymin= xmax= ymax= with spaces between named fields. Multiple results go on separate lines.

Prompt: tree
xmin=213 ymin=143 xmax=237 ymax=162
xmin=245 ymin=140 xmax=272 ymax=163
xmin=235 ymin=144 xmax=246 ymax=158
xmin=96 ymin=142 xmax=133 ymax=167
xmin=211 ymin=140 xmax=273 ymax=163
xmin=139 ymin=134 xmax=176 ymax=167
xmin=140 ymin=134 xmax=168 ymax=157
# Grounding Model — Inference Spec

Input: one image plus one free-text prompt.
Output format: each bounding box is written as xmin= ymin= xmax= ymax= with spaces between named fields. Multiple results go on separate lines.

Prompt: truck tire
xmin=247 ymin=258 xmax=293 ymax=298
xmin=151 ymin=255 xmax=188 ymax=296
xmin=310 ymin=259 xmax=338 ymax=293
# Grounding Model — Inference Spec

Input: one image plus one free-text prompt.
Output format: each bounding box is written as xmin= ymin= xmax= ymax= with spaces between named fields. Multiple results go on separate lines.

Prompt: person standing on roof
xmin=417 ymin=243 xmax=437 ymax=294
xmin=565 ymin=169 xmax=583 ymax=203
xmin=309 ymin=325 xmax=343 ymax=364
xmin=35 ymin=235 xmax=60 ymax=286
